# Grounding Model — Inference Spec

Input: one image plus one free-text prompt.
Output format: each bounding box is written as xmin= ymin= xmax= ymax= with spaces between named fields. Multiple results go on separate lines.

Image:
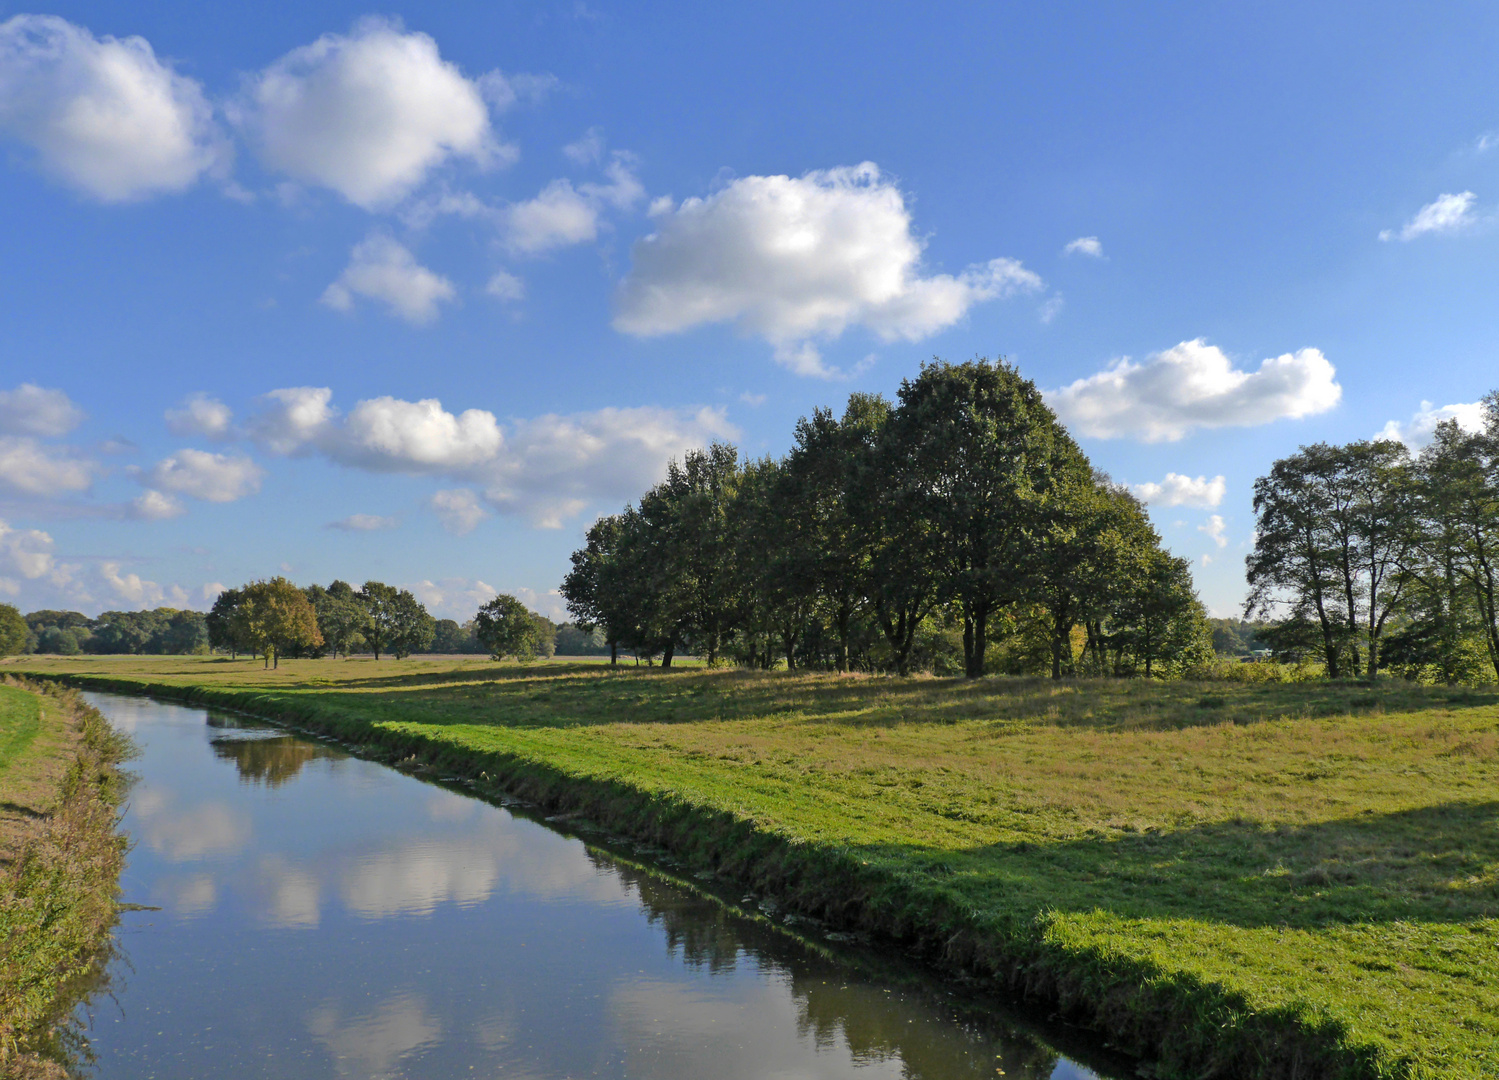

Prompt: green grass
xmin=0 ymin=686 xmax=43 ymax=778
xmin=9 ymin=654 xmax=1499 ymax=1078
xmin=0 ymin=680 xmax=132 ymax=1075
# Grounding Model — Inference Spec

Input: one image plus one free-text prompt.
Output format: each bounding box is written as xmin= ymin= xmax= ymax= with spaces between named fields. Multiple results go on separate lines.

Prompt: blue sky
xmin=1 ymin=0 xmax=1496 ymax=621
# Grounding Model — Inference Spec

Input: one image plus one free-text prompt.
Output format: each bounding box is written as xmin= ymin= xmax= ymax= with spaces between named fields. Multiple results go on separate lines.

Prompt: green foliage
xmin=1248 ymin=398 xmax=1499 ymax=685
xmin=0 ymin=603 xmax=26 ymax=657
xmin=358 ymin=582 xmax=435 ymax=660
xmin=473 ymin=594 xmax=551 ymax=661
xmin=232 ymin=578 xmax=323 ymax=668
xmin=564 ymin=361 xmax=1205 ymax=680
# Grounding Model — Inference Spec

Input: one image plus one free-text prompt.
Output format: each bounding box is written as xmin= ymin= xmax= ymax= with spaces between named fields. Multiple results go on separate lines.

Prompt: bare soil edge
xmin=0 ymin=680 xmax=132 ymax=1079
xmin=48 ymin=674 xmax=1417 ymax=1080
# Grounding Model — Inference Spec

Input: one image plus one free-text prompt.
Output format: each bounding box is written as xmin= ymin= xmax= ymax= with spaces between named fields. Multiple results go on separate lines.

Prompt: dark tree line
xmin=1246 ymin=393 xmax=1499 ymax=683
xmin=16 ymin=607 xmax=208 ymax=655
xmin=563 ymin=359 xmax=1210 ymax=677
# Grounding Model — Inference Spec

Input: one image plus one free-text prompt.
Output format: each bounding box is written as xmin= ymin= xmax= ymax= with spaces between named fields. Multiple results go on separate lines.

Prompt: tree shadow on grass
xmin=272 ymin=666 xmax=1499 ymax=734
xmin=880 ymin=800 xmax=1499 ymax=931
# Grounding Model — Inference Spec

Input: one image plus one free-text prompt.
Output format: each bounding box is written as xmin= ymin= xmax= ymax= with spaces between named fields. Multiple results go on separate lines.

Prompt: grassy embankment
xmin=8 ymin=654 xmax=1498 ymax=1080
xmin=0 ymin=679 xmax=131 ymax=1077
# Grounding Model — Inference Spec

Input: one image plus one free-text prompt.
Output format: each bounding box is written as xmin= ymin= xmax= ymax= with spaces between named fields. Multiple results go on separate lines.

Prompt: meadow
xmin=7 ymin=654 xmax=1498 ymax=1079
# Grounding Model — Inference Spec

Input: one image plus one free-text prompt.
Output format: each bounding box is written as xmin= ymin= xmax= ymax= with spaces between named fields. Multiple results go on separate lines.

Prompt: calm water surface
xmin=78 ymin=692 xmax=1123 ymax=1080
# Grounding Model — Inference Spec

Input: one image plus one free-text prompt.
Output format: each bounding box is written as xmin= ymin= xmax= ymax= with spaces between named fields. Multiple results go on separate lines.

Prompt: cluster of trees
xmin=1247 ymin=394 xmax=1499 ymax=683
xmin=5 ymin=607 xmax=209 ymax=656
xmin=208 ymin=579 xmax=439 ymax=666
xmin=563 ymin=359 xmax=1210 ymax=678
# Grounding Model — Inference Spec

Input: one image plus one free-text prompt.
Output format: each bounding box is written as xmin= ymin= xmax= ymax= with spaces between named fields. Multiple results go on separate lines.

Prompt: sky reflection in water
xmin=82 ymin=692 xmax=1110 ymax=1080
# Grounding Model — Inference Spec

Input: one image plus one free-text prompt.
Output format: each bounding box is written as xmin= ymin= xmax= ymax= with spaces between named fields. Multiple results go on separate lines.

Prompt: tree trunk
xmin=609 ymin=640 xmax=617 ymax=666
xmin=835 ymin=602 xmax=851 ymax=673
xmin=661 ymin=638 xmax=675 ymax=669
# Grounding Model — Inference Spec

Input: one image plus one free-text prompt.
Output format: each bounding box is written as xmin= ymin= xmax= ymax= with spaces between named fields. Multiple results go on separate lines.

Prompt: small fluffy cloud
xmin=0 ymin=383 xmax=84 ymax=436
xmin=248 ymin=386 xmax=336 ymax=454
xmin=1132 ymin=473 xmax=1226 ymax=508
xmin=481 ymin=406 xmax=737 ymax=527
xmin=1063 ymin=236 xmax=1104 ymax=258
xmin=1380 ymin=192 xmax=1478 ymax=241
xmin=0 ymin=436 xmax=95 ymax=495
xmin=129 ymin=489 xmax=186 ymax=520
xmin=322 ymin=234 xmax=456 ymax=324
xmin=237 ymin=19 xmax=500 ymax=209
xmin=503 ymin=155 xmax=644 ymax=254
xmin=0 ymin=520 xmax=56 ymax=579
xmin=1376 ymin=399 xmax=1487 ymax=449
xmin=339 ymin=397 xmax=502 ymax=471
xmin=1048 ymin=338 xmax=1341 ymax=442
xmin=428 ymin=488 xmax=487 ymax=534
xmin=100 ymin=561 xmax=188 ymax=607
xmin=614 ymin=163 xmax=1041 ymax=377
xmin=147 ymin=449 xmax=264 ymax=502
xmin=406 ymin=577 xmax=498 ymax=621
xmin=0 ymin=15 xmax=222 ymax=201
xmin=246 ymin=387 xmax=735 ymax=527
xmin=1199 ymin=515 xmax=1228 ymax=549
xmin=485 ymin=271 xmax=524 ymax=302
xmin=328 ymin=513 xmax=397 ymax=531
xmin=165 ymin=393 xmax=234 ymax=439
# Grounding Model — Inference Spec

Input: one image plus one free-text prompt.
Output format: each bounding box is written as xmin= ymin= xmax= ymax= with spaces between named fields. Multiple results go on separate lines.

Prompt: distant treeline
xmin=15 ymin=607 xmax=209 ymax=656
xmin=1247 ymin=394 xmax=1499 ymax=684
xmin=563 ymin=359 xmax=1211 ymax=677
xmin=2 ymin=588 xmax=606 ymax=661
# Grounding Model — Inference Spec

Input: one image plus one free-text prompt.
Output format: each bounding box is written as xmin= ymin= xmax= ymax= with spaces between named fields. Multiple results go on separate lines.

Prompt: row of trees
xmin=13 ymin=607 xmax=209 ymax=656
xmin=207 ymin=579 xmax=439 ymax=666
xmin=205 ymin=579 xmax=566 ymax=667
xmin=1247 ymin=394 xmax=1499 ymax=683
xmin=563 ymin=359 xmax=1210 ymax=678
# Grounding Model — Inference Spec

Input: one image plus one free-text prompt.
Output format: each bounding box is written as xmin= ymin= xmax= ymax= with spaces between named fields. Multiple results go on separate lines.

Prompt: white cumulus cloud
xmin=480 ymin=406 xmax=737 ymax=527
xmin=165 ymin=393 xmax=234 ymax=438
xmin=485 ymin=271 xmax=524 ymax=302
xmin=0 ymin=15 xmax=223 ymax=201
xmin=246 ymin=387 xmax=735 ymax=527
xmin=1380 ymin=191 xmax=1479 ymax=241
xmin=338 ymin=397 xmax=502 ymax=472
xmin=236 ymin=18 xmax=501 ymax=209
xmin=147 ymin=449 xmax=264 ymax=502
xmin=1198 ymin=514 xmax=1228 ymax=549
xmin=1376 ymin=399 xmax=1487 ymax=449
xmin=406 ymin=577 xmax=498 ymax=621
xmin=100 ymin=561 xmax=188 ymax=607
xmin=248 ymin=386 xmax=336 ymax=454
xmin=502 ymin=154 xmax=644 ymax=254
xmin=0 ymin=520 xmax=56 ymax=579
xmin=1048 ymin=338 xmax=1341 ymax=442
xmin=1063 ymin=236 xmax=1104 ymax=258
xmin=0 ymin=383 xmax=84 ymax=436
xmin=322 ymin=234 xmax=456 ymax=324
xmin=129 ymin=489 xmax=186 ymax=520
xmin=328 ymin=513 xmax=398 ymax=531
xmin=1132 ymin=473 xmax=1226 ymax=508
xmin=613 ymin=163 xmax=1041 ymax=377
xmin=0 ymin=437 xmax=95 ymax=495
xmin=428 ymin=489 xmax=487 ymax=534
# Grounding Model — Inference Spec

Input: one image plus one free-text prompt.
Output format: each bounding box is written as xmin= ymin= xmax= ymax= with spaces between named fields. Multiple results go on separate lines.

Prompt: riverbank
xmin=8 ymin=656 xmax=1498 ymax=1079
xmin=0 ymin=679 xmax=132 ymax=1077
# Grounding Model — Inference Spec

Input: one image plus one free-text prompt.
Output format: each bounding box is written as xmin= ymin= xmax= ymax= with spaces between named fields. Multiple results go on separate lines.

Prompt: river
xmin=74 ymin=692 xmax=1125 ymax=1080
